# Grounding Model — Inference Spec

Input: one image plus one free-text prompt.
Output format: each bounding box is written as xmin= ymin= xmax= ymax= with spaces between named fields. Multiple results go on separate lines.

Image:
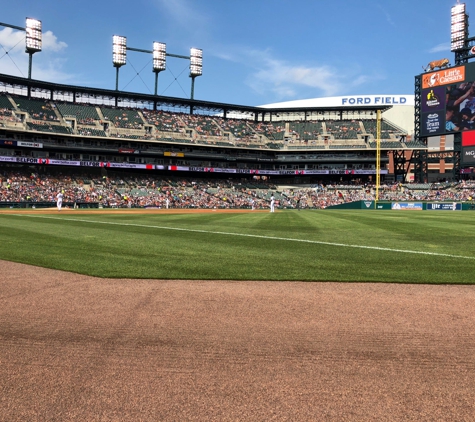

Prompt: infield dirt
xmin=1 ymin=258 xmax=475 ymax=421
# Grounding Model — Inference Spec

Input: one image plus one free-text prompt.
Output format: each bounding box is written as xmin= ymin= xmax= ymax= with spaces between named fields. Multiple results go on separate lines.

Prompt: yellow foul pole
xmin=375 ymin=110 xmax=381 ymax=207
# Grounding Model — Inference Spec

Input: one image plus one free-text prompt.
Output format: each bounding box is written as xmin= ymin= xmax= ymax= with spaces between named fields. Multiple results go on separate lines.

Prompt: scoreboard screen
xmin=420 ymin=61 xmax=475 ymax=165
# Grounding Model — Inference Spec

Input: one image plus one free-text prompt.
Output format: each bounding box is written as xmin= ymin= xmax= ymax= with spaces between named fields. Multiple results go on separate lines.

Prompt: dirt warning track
xmin=1 ymin=259 xmax=475 ymax=421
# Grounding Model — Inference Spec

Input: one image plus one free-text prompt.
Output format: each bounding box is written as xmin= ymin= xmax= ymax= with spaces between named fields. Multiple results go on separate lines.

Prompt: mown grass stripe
xmin=12 ymin=214 xmax=475 ymax=260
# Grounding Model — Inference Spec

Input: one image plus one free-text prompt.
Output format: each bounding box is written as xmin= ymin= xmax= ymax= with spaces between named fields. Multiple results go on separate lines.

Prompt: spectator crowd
xmin=1 ymin=168 xmax=474 ymax=210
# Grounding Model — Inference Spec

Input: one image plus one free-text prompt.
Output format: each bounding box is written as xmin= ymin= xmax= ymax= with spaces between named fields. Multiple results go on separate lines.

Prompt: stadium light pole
xmin=189 ymin=48 xmax=203 ymax=100
xmin=152 ymin=42 xmax=166 ymax=96
xmin=112 ymin=35 xmax=127 ymax=91
xmin=112 ymin=37 xmax=195 ymax=98
xmin=25 ymin=18 xmax=42 ymax=80
xmin=451 ymin=2 xmax=467 ymax=55
xmin=0 ymin=18 xmax=42 ymax=83
xmin=111 ymin=36 xmax=200 ymax=109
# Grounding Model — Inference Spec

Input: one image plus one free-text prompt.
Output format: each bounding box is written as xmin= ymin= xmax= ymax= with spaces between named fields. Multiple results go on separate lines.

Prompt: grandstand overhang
xmin=0 ymin=73 xmax=387 ymax=124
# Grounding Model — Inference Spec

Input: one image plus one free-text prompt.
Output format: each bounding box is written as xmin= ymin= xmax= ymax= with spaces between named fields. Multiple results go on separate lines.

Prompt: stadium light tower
xmin=25 ymin=18 xmax=42 ymax=80
xmin=451 ymin=2 xmax=467 ymax=52
xmin=153 ymin=42 xmax=166 ymax=96
xmin=0 ymin=18 xmax=42 ymax=81
xmin=111 ymin=35 xmax=201 ymax=103
xmin=112 ymin=35 xmax=127 ymax=91
xmin=189 ymin=48 xmax=203 ymax=100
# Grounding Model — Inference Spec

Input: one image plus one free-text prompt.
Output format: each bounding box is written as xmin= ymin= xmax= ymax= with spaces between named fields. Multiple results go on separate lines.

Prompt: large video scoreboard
xmin=420 ymin=61 xmax=475 ymax=165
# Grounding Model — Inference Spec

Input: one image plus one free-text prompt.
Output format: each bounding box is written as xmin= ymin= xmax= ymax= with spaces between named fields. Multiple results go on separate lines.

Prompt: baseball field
xmin=1 ymin=208 xmax=475 ymax=420
xmin=0 ymin=208 xmax=473 ymax=283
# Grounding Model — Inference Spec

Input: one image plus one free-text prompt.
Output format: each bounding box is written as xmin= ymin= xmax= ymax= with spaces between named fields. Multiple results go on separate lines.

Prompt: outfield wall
xmin=328 ymin=201 xmax=475 ymax=211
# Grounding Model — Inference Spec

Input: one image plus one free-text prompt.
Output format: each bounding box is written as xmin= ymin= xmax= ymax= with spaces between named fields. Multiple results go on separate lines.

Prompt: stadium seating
xmin=404 ymin=141 xmax=426 ymax=149
xmin=14 ymin=97 xmax=59 ymax=122
xmin=368 ymin=141 xmax=403 ymax=149
xmin=56 ymin=103 xmax=100 ymax=125
xmin=100 ymin=107 xmax=143 ymax=129
xmin=77 ymin=127 xmax=107 ymax=137
xmin=142 ymin=109 xmax=185 ymax=133
xmin=363 ymin=119 xmax=405 ymax=140
xmin=26 ymin=122 xmax=73 ymax=134
xmin=289 ymin=121 xmax=323 ymax=141
xmin=0 ymin=94 xmax=14 ymax=110
xmin=253 ymin=121 xmax=285 ymax=141
xmin=325 ymin=120 xmax=363 ymax=140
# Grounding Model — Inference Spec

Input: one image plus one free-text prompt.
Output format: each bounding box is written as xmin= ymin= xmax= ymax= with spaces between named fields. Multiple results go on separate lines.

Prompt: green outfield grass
xmin=0 ymin=210 xmax=474 ymax=283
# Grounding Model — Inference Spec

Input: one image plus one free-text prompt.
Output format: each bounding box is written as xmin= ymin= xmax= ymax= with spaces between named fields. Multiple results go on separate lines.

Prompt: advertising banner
xmin=427 ymin=203 xmax=462 ymax=210
xmin=391 ymin=202 xmax=423 ymax=210
xmin=422 ymin=66 xmax=465 ymax=89
xmin=0 ymin=156 xmax=20 ymax=163
xmin=17 ymin=141 xmax=43 ymax=148
xmin=419 ymin=63 xmax=475 ymax=137
xmin=0 ymin=155 xmax=389 ymax=176
xmin=463 ymin=146 xmax=475 ymax=165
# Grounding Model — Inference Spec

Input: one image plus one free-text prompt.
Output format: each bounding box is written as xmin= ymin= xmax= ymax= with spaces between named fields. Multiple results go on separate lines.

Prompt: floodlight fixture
xmin=153 ymin=42 xmax=166 ymax=72
xmin=25 ymin=18 xmax=42 ymax=53
xmin=451 ymin=2 xmax=467 ymax=52
xmin=190 ymin=48 xmax=203 ymax=77
xmin=112 ymin=35 xmax=127 ymax=67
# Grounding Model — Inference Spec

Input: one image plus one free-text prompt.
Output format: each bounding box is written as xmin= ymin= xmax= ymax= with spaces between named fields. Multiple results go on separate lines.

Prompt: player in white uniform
xmin=56 ymin=192 xmax=63 ymax=211
xmin=270 ymin=195 xmax=275 ymax=213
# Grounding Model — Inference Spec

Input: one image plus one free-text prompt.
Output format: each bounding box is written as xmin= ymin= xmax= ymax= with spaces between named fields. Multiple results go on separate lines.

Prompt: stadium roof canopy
xmin=0 ymin=73 xmax=393 ymax=119
xmin=260 ymin=94 xmax=414 ymax=110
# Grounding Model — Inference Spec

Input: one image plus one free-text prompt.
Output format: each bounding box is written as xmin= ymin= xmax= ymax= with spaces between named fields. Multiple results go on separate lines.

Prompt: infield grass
xmin=0 ymin=209 xmax=474 ymax=283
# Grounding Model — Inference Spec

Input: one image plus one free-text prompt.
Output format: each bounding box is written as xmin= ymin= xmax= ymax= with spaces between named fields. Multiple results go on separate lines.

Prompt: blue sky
xmin=0 ymin=0 xmax=469 ymax=106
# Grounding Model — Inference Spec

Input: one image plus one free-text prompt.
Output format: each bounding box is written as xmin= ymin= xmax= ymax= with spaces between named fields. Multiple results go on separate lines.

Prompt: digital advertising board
xmin=462 ymin=146 xmax=475 ymax=165
xmin=420 ymin=61 xmax=475 ymax=166
xmin=420 ymin=62 xmax=475 ymax=137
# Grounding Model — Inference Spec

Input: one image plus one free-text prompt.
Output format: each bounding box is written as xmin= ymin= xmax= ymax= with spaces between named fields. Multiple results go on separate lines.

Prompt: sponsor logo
xmin=341 ymin=97 xmax=407 ymax=105
xmin=425 ymin=113 xmax=441 ymax=133
xmin=392 ymin=202 xmax=423 ymax=210
xmin=341 ymin=96 xmax=408 ymax=105
xmin=16 ymin=157 xmax=37 ymax=163
xmin=0 ymin=156 xmax=19 ymax=162
xmin=427 ymin=203 xmax=461 ymax=211
xmin=422 ymin=66 xmax=465 ymax=89
xmin=17 ymin=141 xmax=43 ymax=148
xmin=424 ymin=89 xmax=442 ymax=108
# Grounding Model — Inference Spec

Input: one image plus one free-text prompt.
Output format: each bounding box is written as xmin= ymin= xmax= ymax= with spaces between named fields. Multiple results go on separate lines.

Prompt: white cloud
xmin=0 ymin=27 xmax=24 ymax=50
xmin=152 ymin=0 xmax=209 ymax=31
xmin=231 ymin=48 xmax=368 ymax=100
xmin=0 ymin=27 xmax=72 ymax=82
xmin=42 ymin=30 xmax=68 ymax=52
xmin=0 ymin=27 xmax=67 ymax=53
xmin=377 ymin=4 xmax=397 ymax=27
xmin=429 ymin=43 xmax=450 ymax=54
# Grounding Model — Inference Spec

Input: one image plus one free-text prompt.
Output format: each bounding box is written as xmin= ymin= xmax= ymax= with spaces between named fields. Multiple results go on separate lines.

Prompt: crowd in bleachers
xmin=1 ymin=168 xmax=474 ymax=210
xmin=14 ymin=96 xmax=59 ymax=122
xmin=142 ymin=109 xmax=185 ymax=133
xmin=0 ymin=93 xmax=414 ymax=150
xmin=325 ymin=120 xmax=363 ymax=140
